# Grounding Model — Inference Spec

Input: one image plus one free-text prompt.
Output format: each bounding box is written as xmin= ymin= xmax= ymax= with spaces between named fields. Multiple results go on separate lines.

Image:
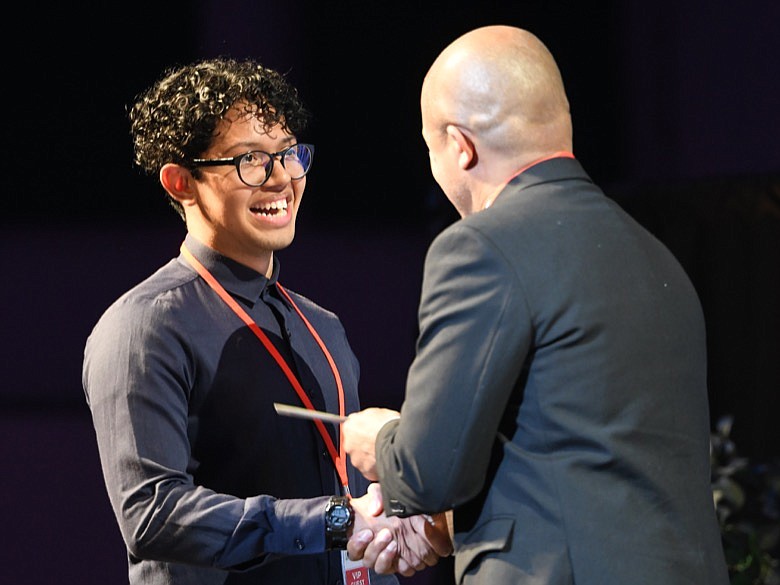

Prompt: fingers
xmin=394 ymin=550 xmax=418 ymax=578
xmin=395 ymin=539 xmax=428 ymax=571
xmin=376 ymin=540 xmax=406 ymax=575
xmin=356 ymin=527 xmax=418 ymax=576
xmin=347 ymin=529 xmax=374 ymax=562
xmin=396 ymin=517 xmax=438 ymax=568
xmin=342 ymin=408 xmax=401 ymax=481
xmin=346 ymin=521 xmax=441 ymax=577
xmin=360 ymin=528 xmax=395 ymax=573
xmin=346 ymin=485 xmax=450 ymax=577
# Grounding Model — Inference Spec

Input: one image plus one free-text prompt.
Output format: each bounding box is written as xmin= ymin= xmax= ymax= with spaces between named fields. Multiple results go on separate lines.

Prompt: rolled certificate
xmin=273 ymin=402 xmax=347 ymax=424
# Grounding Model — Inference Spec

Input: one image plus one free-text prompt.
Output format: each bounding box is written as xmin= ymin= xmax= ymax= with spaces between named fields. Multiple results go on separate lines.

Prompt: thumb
xmin=367 ymin=483 xmax=384 ymax=516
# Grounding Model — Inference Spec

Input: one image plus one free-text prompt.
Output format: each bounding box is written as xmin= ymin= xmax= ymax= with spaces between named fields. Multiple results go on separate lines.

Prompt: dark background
xmin=2 ymin=1 xmax=778 ymax=583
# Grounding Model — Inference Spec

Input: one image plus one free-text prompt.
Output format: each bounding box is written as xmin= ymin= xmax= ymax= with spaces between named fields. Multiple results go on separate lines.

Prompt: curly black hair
xmin=128 ymin=57 xmax=310 ymax=219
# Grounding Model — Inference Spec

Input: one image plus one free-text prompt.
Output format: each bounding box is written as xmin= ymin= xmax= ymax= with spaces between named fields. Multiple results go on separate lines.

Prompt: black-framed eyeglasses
xmin=193 ymin=143 xmax=315 ymax=187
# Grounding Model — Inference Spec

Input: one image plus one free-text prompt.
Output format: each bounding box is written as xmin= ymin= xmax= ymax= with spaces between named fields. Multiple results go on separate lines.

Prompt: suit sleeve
xmin=376 ymin=223 xmax=532 ymax=515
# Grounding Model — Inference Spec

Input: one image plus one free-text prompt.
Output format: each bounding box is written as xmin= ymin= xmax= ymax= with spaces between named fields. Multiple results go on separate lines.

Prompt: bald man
xmin=343 ymin=26 xmax=729 ymax=585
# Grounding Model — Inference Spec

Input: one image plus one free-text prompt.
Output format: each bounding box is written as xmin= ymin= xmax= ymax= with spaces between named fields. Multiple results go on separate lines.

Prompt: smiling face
xmin=175 ymin=105 xmax=306 ymax=275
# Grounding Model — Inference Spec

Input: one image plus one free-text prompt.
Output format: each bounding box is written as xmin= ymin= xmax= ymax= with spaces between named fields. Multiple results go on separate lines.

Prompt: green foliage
xmin=711 ymin=416 xmax=780 ymax=585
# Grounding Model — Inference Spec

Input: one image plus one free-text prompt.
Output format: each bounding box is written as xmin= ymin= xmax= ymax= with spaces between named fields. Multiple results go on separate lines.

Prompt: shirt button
xmin=322 ymin=450 xmax=329 ymax=459
xmin=294 ymin=538 xmax=305 ymax=550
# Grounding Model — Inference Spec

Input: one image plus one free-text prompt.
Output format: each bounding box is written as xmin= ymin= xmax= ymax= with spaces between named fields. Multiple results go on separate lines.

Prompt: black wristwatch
xmin=324 ymin=496 xmax=354 ymax=550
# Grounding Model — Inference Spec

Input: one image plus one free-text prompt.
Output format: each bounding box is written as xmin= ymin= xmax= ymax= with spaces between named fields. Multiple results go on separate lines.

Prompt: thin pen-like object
xmin=273 ymin=402 xmax=347 ymax=424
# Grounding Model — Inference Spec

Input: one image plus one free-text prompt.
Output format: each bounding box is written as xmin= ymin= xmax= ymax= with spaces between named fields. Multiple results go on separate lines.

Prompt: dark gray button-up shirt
xmin=83 ymin=234 xmax=394 ymax=585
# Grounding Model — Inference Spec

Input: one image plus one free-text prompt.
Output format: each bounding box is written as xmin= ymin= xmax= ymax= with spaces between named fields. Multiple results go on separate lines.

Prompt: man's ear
xmin=445 ymin=124 xmax=477 ymax=170
xmin=160 ymin=163 xmax=196 ymax=207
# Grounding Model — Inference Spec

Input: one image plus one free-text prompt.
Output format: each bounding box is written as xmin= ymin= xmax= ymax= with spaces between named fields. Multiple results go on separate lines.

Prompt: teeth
xmin=252 ymin=199 xmax=289 ymax=217
xmin=257 ymin=199 xmax=288 ymax=211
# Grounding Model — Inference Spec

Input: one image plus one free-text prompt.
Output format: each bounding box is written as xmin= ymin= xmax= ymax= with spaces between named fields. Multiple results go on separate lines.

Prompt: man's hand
xmin=350 ymin=484 xmax=422 ymax=576
xmin=348 ymin=484 xmax=453 ymax=576
xmin=342 ymin=408 xmax=400 ymax=480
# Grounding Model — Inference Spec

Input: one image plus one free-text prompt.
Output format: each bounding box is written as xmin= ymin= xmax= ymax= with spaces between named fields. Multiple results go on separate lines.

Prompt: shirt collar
xmin=484 ymin=151 xmax=577 ymax=210
xmin=181 ymin=233 xmax=281 ymax=305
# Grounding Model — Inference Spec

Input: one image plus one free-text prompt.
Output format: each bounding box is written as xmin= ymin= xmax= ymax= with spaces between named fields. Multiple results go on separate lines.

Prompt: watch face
xmin=325 ymin=498 xmax=352 ymax=550
xmin=326 ymin=498 xmax=353 ymax=531
xmin=329 ymin=505 xmax=351 ymax=528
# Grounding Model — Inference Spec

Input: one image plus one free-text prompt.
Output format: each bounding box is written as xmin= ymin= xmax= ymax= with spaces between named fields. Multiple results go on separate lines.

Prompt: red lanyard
xmin=180 ymin=244 xmax=349 ymax=495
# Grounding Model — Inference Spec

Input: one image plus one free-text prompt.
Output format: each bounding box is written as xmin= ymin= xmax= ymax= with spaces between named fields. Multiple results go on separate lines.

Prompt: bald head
xmin=422 ymin=26 xmax=572 ymax=162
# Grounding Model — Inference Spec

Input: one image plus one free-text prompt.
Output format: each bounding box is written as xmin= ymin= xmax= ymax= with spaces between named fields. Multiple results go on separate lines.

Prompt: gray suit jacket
xmin=376 ymin=157 xmax=729 ymax=584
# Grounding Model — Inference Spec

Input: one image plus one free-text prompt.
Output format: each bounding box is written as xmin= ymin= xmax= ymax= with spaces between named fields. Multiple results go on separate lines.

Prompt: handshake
xmin=347 ymin=483 xmax=453 ymax=577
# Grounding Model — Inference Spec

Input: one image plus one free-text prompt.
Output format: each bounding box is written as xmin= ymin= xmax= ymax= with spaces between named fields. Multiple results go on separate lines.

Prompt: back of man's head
xmin=422 ymin=25 xmax=573 ymax=163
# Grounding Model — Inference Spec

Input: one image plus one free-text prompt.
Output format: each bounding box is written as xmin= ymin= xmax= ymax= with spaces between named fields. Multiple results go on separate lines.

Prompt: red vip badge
xmin=345 ymin=565 xmax=368 ymax=585
xmin=342 ymin=551 xmax=370 ymax=585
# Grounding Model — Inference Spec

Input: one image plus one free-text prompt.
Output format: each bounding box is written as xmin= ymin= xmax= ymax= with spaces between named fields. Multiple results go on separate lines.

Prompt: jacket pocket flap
xmin=454 ymin=517 xmax=514 ymax=583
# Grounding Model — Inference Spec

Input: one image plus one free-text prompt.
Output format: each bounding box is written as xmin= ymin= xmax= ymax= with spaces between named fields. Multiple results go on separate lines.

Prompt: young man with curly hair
xmin=82 ymin=57 xmax=450 ymax=585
